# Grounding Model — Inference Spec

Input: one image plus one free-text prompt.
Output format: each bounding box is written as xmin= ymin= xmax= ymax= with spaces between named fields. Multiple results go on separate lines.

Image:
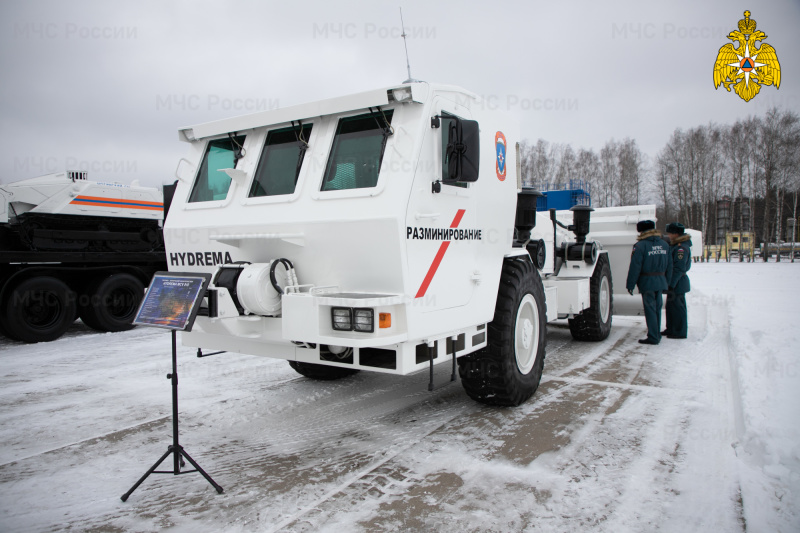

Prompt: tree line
xmin=519 ymin=107 xmax=800 ymax=248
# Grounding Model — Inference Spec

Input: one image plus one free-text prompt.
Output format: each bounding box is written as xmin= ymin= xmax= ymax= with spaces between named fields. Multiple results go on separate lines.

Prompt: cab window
xmin=188 ymin=135 xmax=246 ymax=203
xmin=249 ymin=125 xmax=312 ymax=197
xmin=321 ymin=110 xmax=394 ymax=192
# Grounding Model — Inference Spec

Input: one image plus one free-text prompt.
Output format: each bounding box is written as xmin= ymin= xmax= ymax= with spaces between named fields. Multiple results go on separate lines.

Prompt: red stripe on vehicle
xmin=415 ymin=209 xmax=467 ymax=298
xmin=415 ymin=241 xmax=450 ymax=298
xmin=74 ymin=195 xmax=163 ymax=207
xmin=450 ymin=209 xmax=465 ymax=228
xmin=70 ymin=195 xmax=164 ymax=211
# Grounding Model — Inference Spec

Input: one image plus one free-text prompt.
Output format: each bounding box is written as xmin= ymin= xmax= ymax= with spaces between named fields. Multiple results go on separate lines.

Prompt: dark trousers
xmin=665 ymin=291 xmax=688 ymax=338
xmin=642 ymin=291 xmax=663 ymax=343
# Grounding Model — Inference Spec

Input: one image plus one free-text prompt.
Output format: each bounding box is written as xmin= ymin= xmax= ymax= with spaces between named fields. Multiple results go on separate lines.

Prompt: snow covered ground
xmin=0 ymin=261 xmax=797 ymax=532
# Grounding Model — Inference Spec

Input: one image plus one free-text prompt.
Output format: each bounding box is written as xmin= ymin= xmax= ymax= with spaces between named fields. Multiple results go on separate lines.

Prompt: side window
xmin=249 ymin=124 xmax=312 ymax=197
xmin=188 ymin=135 xmax=246 ymax=203
xmin=321 ymin=110 xmax=394 ymax=192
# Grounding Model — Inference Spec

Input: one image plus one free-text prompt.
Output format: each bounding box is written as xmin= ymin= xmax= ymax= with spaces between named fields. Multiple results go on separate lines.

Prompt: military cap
xmin=636 ymin=220 xmax=656 ymax=232
xmin=666 ymin=222 xmax=685 ymax=235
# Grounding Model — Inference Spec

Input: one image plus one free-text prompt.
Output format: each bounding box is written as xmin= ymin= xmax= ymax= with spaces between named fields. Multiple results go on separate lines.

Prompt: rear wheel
xmin=568 ymin=253 xmax=613 ymax=341
xmin=458 ymin=257 xmax=547 ymax=406
xmin=79 ymin=274 xmax=144 ymax=332
xmin=3 ymin=276 xmax=76 ymax=343
xmin=288 ymin=361 xmax=360 ymax=380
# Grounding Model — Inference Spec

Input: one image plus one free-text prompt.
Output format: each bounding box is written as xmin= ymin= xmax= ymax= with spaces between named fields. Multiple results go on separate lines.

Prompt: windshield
xmin=320 ymin=110 xmax=393 ymax=192
xmin=188 ymin=135 xmax=246 ymax=203
xmin=249 ymin=124 xmax=312 ymax=197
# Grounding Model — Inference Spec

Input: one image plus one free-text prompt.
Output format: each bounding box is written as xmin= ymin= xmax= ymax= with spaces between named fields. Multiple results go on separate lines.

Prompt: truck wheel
xmin=288 ymin=361 xmax=360 ymax=380
xmin=458 ymin=257 xmax=547 ymax=406
xmin=568 ymin=253 xmax=613 ymax=341
xmin=79 ymin=274 xmax=144 ymax=332
xmin=3 ymin=276 xmax=76 ymax=343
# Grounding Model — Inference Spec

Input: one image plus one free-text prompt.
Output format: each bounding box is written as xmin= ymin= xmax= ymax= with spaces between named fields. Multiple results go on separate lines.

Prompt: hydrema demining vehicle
xmin=0 ymin=171 xmax=169 ymax=342
xmin=165 ymin=82 xmax=653 ymax=406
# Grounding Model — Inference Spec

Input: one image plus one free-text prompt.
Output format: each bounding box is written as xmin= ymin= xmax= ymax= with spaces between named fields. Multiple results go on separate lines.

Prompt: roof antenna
xmin=399 ymin=7 xmax=419 ymax=83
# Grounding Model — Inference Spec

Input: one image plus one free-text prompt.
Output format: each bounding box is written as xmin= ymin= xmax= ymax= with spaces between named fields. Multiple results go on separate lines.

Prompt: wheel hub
xmin=515 ymin=294 xmax=540 ymax=375
xmin=599 ymin=276 xmax=611 ymax=323
xmin=521 ymin=319 xmax=533 ymax=350
xmin=23 ymin=292 xmax=61 ymax=329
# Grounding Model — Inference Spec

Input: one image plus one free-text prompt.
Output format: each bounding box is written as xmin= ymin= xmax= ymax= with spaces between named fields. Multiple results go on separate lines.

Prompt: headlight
xmin=331 ymin=307 xmax=352 ymax=331
xmin=391 ymin=87 xmax=412 ymax=102
xmin=353 ymin=308 xmax=374 ymax=332
xmin=330 ymin=307 xmax=374 ymax=332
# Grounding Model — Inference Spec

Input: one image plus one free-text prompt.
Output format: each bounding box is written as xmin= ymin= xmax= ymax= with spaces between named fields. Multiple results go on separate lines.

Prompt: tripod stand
xmin=121 ymin=330 xmax=223 ymax=501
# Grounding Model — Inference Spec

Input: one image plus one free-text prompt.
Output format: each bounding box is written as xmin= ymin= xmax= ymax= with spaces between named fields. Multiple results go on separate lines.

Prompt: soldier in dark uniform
xmin=626 ymin=220 xmax=670 ymax=345
xmin=663 ymin=222 xmax=692 ymax=339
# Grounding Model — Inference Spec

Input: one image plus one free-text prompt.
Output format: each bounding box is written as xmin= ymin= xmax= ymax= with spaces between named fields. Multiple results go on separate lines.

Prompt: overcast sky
xmin=1 ymin=0 xmax=798 ymax=196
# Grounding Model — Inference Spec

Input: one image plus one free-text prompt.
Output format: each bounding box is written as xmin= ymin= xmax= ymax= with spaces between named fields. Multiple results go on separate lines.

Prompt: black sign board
xmin=134 ymin=272 xmax=211 ymax=331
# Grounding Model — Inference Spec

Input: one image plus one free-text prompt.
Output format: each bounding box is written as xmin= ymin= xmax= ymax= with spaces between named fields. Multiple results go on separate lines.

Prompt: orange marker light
xmin=379 ymin=313 xmax=391 ymax=329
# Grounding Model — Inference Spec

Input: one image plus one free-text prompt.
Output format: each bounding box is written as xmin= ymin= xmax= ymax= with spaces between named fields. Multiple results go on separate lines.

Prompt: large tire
xmin=568 ymin=253 xmax=613 ymax=341
xmin=288 ymin=361 xmax=360 ymax=380
xmin=3 ymin=276 xmax=76 ymax=343
xmin=458 ymin=257 xmax=547 ymax=406
xmin=79 ymin=274 xmax=144 ymax=332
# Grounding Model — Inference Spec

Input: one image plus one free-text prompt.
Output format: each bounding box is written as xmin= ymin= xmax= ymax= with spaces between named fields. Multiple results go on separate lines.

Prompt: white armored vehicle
xmin=164 ymin=82 xmax=652 ymax=406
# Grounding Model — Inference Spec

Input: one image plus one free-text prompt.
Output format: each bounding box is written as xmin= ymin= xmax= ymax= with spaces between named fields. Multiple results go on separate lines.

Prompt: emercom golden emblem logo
xmin=713 ymin=10 xmax=781 ymax=102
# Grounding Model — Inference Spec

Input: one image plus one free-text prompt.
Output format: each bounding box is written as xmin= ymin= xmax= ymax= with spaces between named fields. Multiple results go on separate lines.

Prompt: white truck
xmin=0 ymin=172 xmax=169 ymax=342
xmin=164 ymin=82 xmax=653 ymax=406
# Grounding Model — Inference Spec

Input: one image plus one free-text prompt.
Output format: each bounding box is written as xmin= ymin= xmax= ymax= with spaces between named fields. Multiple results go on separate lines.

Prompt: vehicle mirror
xmin=444 ymin=118 xmax=480 ymax=183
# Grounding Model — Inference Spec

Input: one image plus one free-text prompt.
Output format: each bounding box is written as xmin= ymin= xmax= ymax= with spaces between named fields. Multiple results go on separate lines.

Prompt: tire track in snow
xmin=0 ymin=416 xmax=170 ymax=471
xmin=653 ymin=290 xmax=745 ymax=532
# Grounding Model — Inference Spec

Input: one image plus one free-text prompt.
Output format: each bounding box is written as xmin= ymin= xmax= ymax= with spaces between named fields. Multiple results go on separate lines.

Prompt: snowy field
xmin=0 ymin=261 xmax=798 ymax=532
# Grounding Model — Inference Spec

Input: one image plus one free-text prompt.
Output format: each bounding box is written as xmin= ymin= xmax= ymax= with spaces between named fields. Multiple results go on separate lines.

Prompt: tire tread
xmin=568 ymin=253 xmax=613 ymax=341
xmin=458 ymin=257 xmax=547 ymax=406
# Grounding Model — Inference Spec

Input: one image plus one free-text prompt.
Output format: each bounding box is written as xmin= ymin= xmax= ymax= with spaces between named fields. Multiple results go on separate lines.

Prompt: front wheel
xmin=458 ymin=257 xmax=547 ymax=406
xmin=3 ymin=276 xmax=76 ymax=343
xmin=568 ymin=253 xmax=613 ymax=341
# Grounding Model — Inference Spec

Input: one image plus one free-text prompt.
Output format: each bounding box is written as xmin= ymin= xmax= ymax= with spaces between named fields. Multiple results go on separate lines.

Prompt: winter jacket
xmin=626 ymin=229 xmax=669 ymax=293
xmin=666 ymin=234 xmax=692 ymax=293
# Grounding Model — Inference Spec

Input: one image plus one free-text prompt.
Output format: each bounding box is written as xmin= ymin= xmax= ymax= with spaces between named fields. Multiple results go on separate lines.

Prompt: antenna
xmin=399 ymin=7 xmax=418 ymax=83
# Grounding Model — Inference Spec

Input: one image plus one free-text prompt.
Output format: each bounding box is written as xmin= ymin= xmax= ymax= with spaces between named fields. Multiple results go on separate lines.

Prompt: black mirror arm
xmin=369 ymin=106 xmax=394 ymax=137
